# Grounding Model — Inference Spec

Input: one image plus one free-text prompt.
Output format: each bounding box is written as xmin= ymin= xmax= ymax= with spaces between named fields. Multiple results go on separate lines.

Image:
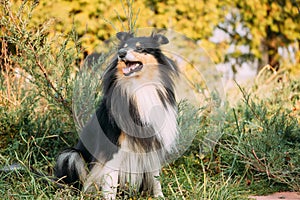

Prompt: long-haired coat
xmin=55 ymin=32 xmax=179 ymax=199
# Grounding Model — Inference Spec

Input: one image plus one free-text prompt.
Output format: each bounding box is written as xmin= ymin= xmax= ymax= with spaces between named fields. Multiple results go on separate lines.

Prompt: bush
xmin=218 ymin=81 xmax=300 ymax=192
xmin=0 ymin=1 xmax=79 ymax=165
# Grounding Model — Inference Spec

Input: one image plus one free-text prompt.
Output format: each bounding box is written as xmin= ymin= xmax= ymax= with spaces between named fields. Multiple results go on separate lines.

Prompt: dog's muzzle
xmin=118 ymin=48 xmax=143 ymax=76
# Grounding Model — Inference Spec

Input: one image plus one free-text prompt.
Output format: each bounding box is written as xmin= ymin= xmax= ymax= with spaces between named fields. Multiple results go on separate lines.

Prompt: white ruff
xmin=115 ymin=67 xmax=178 ymax=151
xmin=132 ymin=84 xmax=178 ymax=151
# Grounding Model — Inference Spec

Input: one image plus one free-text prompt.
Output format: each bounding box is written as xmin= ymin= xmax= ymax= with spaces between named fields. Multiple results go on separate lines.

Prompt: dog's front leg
xmin=83 ymin=162 xmax=120 ymax=199
xmin=101 ymin=167 xmax=119 ymax=200
xmin=152 ymin=170 xmax=164 ymax=198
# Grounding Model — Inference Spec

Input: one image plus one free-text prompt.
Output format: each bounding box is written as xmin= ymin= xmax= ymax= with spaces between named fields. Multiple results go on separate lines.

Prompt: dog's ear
xmin=116 ymin=32 xmax=133 ymax=41
xmin=152 ymin=34 xmax=169 ymax=45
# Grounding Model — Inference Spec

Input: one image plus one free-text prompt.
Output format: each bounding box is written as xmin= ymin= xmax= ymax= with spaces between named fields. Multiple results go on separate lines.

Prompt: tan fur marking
xmin=129 ymin=51 xmax=159 ymax=81
xmin=117 ymin=60 xmax=127 ymax=78
xmin=118 ymin=131 xmax=126 ymax=145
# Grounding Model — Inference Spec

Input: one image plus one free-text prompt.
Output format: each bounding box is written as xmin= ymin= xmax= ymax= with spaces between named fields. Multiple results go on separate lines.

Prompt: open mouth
xmin=122 ymin=61 xmax=143 ymax=76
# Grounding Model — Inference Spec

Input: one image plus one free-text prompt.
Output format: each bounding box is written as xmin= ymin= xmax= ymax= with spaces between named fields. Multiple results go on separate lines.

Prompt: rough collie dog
xmin=55 ymin=32 xmax=179 ymax=199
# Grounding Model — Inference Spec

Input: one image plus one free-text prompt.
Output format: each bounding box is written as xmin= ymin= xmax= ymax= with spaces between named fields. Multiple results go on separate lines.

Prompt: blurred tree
xmin=145 ymin=0 xmax=226 ymax=40
xmin=218 ymin=0 xmax=300 ymax=72
xmin=8 ymin=0 xmax=226 ymax=53
xmin=4 ymin=0 xmax=300 ymax=74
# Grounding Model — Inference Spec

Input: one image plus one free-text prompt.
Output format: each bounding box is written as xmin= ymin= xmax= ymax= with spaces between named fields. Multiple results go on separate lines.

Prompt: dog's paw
xmin=153 ymin=192 xmax=165 ymax=199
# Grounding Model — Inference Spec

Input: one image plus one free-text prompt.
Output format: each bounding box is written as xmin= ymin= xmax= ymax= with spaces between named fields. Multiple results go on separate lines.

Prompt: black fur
xmin=54 ymin=148 xmax=86 ymax=189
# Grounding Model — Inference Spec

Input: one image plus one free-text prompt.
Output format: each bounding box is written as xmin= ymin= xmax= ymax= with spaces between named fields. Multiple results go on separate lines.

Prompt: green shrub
xmin=0 ymin=1 xmax=79 ymax=165
xmin=218 ymin=82 xmax=300 ymax=193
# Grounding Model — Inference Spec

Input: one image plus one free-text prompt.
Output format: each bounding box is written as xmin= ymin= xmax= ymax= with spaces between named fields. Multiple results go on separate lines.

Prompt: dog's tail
xmin=54 ymin=148 xmax=88 ymax=189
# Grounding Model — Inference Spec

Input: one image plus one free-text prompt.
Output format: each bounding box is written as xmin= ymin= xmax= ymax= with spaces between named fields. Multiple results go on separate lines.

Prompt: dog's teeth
xmin=122 ymin=62 xmax=142 ymax=76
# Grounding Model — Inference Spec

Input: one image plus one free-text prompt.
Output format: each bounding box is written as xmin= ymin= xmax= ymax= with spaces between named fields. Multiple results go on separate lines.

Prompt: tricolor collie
xmin=55 ymin=32 xmax=179 ymax=199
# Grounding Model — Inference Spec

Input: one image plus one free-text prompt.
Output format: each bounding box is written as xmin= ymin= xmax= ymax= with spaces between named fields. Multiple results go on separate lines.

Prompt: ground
xmin=250 ymin=192 xmax=300 ymax=200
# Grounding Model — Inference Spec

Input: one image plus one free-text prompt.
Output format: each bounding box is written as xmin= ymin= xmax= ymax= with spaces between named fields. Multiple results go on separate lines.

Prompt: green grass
xmin=1 ymin=79 xmax=299 ymax=199
xmin=1 ymin=1 xmax=300 ymax=199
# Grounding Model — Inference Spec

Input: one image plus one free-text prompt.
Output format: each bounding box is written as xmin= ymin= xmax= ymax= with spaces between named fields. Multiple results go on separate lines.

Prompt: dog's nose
xmin=118 ymin=49 xmax=127 ymax=58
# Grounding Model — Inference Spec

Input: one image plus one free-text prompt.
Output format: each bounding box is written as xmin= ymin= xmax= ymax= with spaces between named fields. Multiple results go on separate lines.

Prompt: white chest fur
xmin=132 ymin=84 xmax=178 ymax=151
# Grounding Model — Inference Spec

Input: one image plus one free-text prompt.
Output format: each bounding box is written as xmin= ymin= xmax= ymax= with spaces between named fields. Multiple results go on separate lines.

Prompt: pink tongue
xmin=122 ymin=62 xmax=137 ymax=74
xmin=122 ymin=67 xmax=131 ymax=74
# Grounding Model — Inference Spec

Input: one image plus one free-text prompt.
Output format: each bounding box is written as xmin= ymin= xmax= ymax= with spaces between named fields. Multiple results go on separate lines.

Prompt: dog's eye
xmin=136 ymin=46 xmax=143 ymax=51
xmin=136 ymin=47 xmax=148 ymax=55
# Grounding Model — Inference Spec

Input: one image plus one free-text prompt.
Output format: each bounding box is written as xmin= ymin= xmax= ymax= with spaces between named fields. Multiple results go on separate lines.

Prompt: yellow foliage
xmin=4 ymin=0 xmax=300 ymax=74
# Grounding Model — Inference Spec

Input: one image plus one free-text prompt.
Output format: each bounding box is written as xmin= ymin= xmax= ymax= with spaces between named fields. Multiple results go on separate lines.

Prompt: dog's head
xmin=115 ymin=32 xmax=170 ymax=78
